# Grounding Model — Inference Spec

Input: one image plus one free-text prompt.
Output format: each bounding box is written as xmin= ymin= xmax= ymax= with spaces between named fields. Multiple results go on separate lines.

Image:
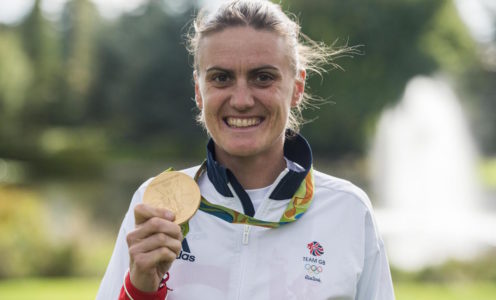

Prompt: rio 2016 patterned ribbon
xmin=178 ymin=161 xmax=314 ymax=236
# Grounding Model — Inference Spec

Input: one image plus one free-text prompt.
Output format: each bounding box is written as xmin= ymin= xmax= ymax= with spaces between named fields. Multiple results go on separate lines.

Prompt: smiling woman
xmin=96 ymin=1 xmax=395 ymax=299
xmin=193 ymin=27 xmax=302 ymax=185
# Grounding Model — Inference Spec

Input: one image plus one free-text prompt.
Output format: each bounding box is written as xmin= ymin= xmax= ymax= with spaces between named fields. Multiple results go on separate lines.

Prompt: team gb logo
xmin=307 ymin=241 xmax=324 ymax=256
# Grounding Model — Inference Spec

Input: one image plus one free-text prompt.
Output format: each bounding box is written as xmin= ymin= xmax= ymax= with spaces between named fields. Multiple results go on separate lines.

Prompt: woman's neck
xmin=215 ymin=146 xmax=286 ymax=190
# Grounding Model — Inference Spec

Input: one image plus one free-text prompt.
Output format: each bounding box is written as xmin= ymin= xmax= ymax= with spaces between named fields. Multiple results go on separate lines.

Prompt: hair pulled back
xmin=187 ymin=0 xmax=354 ymax=133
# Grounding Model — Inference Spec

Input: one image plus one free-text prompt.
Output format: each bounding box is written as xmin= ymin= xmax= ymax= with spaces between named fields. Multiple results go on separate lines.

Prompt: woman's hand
xmin=126 ymin=203 xmax=183 ymax=292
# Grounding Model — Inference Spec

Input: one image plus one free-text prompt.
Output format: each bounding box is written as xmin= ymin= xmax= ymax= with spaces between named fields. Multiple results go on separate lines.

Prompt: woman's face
xmin=194 ymin=26 xmax=305 ymax=162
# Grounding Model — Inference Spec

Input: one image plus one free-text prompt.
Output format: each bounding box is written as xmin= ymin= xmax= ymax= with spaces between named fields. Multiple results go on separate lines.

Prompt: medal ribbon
xmin=180 ymin=161 xmax=314 ymax=236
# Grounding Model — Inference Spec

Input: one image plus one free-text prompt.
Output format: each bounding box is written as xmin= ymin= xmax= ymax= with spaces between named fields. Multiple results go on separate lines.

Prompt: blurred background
xmin=0 ymin=0 xmax=495 ymax=299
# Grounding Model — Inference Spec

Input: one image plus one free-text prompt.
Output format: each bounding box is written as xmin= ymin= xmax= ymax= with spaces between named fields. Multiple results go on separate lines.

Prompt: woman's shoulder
xmin=179 ymin=165 xmax=203 ymax=177
xmin=312 ymin=169 xmax=373 ymax=211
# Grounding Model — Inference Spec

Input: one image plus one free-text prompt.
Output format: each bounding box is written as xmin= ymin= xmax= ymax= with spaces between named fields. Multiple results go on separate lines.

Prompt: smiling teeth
xmin=226 ymin=117 xmax=261 ymax=128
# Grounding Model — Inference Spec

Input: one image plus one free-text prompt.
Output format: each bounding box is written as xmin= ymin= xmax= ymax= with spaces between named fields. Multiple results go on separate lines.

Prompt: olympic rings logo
xmin=305 ymin=264 xmax=323 ymax=275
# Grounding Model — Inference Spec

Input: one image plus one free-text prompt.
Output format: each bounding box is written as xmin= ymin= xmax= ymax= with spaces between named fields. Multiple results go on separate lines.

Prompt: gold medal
xmin=143 ymin=171 xmax=201 ymax=225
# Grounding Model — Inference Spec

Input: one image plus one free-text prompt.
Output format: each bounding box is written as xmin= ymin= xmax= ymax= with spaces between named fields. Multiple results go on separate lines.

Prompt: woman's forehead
xmin=197 ymin=26 xmax=293 ymax=71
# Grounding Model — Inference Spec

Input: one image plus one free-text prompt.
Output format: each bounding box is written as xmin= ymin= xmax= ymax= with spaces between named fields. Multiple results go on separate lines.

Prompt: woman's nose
xmin=229 ymin=82 xmax=254 ymax=111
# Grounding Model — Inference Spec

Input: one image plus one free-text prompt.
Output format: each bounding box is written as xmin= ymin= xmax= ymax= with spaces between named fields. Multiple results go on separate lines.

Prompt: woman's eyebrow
xmin=250 ymin=65 xmax=279 ymax=72
xmin=205 ymin=66 xmax=231 ymax=73
xmin=248 ymin=65 xmax=280 ymax=77
xmin=206 ymin=65 xmax=280 ymax=74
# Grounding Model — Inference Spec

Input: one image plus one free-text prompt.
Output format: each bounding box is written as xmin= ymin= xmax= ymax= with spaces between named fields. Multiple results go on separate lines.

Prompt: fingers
xmin=134 ymin=203 xmax=175 ymax=225
xmin=129 ymin=232 xmax=182 ymax=257
xmin=132 ymin=246 xmax=178 ymax=272
xmin=127 ymin=203 xmax=182 ymax=292
xmin=127 ymin=215 xmax=183 ymax=246
xmin=129 ymin=235 xmax=181 ymax=276
xmin=126 ymin=210 xmax=183 ymax=292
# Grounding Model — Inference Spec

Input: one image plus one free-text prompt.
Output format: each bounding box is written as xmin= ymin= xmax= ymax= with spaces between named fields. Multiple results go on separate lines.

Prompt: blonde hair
xmin=187 ymin=0 xmax=355 ymax=133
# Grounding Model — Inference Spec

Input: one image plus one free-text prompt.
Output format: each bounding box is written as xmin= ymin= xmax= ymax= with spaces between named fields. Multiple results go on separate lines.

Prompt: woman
xmin=97 ymin=1 xmax=395 ymax=299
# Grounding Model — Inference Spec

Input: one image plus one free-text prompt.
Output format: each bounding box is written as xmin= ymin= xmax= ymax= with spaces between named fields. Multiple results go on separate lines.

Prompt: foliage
xmin=0 ymin=0 xmax=489 ymax=166
xmin=87 ymin=0 xmax=204 ymax=155
xmin=0 ymin=184 xmax=116 ymax=278
xmin=462 ymin=65 xmax=496 ymax=155
xmin=480 ymin=158 xmax=496 ymax=188
xmin=391 ymin=250 xmax=496 ymax=283
xmin=0 ymin=30 xmax=32 ymax=138
xmin=0 ymin=186 xmax=75 ymax=277
xmin=283 ymin=0 xmax=478 ymax=156
xmin=18 ymin=0 xmax=64 ymax=129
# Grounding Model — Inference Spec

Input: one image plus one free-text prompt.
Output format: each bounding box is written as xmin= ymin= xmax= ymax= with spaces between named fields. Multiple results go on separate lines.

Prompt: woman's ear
xmin=194 ymin=70 xmax=203 ymax=109
xmin=291 ymin=69 xmax=306 ymax=107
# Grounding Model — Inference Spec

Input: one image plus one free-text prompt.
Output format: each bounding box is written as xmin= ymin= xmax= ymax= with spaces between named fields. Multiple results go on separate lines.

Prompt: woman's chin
xmin=221 ymin=143 xmax=261 ymax=158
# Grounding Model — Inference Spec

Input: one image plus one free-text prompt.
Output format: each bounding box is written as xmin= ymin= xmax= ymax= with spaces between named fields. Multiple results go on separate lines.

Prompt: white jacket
xmin=97 ymin=134 xmax=395 ymax=300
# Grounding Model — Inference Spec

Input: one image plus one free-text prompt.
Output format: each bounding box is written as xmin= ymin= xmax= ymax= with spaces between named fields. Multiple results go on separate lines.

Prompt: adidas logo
xmin=176 ymin=238 xmax=196 ymax=262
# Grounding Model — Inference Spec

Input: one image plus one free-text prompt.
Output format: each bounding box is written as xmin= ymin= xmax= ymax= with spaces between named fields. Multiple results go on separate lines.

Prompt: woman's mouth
xmin=224 ymin=117 xmax=263 ymax=128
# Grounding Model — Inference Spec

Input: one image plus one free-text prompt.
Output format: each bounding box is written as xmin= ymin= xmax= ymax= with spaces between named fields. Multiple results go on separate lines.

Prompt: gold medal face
xmin=143 ymin=171 xmax=201 ymax=225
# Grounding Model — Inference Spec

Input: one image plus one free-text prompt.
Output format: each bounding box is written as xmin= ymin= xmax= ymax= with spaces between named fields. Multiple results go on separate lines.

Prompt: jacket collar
xmin=205 ymin=131 xmax=313 ymax=201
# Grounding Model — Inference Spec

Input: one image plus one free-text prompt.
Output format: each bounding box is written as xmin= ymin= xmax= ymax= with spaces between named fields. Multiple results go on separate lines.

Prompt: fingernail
xmin=164 ymin=210 xmax=175 ymax=220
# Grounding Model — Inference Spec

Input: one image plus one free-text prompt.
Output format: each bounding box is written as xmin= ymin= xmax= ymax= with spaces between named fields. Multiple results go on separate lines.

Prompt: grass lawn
xmin=395 ymin=281 xmax=496 ymax=300
xmin=0 ymin=277 xmax=495 ymax=299
xmin=0 ymin=277 xmax=100 ymax=300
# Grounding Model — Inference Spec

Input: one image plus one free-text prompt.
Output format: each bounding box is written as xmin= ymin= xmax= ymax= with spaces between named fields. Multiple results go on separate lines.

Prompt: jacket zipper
xmin=237 ymin=224 xmax=251 ymax=299
xmin=242 ymin=225 xmax=251 ymax=245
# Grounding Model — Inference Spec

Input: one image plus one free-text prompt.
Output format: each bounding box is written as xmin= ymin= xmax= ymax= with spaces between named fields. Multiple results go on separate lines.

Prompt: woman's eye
xmin=213 ymin=73 xmax=229 ymax=83
xmin=255 ymin=73 xmax=274 ymax=85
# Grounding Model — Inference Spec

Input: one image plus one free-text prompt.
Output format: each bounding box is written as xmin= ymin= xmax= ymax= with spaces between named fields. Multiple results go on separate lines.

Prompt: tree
xmin=59 ymin=0 xmax=100 ymax=123
xmin=283 ymin=0 xmax=477 ymax=157
xmin=19 ymin=0 xmax=63 ymax=128
xmin=88 ymin=0 xmax=204 ymax=157
xmin=0 ymin=30 xmax=32 ymax=147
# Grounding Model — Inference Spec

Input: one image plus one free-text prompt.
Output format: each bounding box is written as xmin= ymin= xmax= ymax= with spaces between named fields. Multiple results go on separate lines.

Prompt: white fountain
xmin=370 ymin=75 xmax=496 ymax=270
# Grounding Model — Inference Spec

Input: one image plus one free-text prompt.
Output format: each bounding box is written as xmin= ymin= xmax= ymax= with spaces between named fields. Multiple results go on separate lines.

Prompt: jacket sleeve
xmin=355 ymin=210 xmax=395 ymax=300
xmin=118 ymin=271 xmax=169 ymax=300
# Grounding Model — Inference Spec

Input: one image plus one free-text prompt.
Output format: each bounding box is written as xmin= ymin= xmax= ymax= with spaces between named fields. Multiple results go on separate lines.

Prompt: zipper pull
xmin=242 ymin=225 xmax=250 ymax=245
